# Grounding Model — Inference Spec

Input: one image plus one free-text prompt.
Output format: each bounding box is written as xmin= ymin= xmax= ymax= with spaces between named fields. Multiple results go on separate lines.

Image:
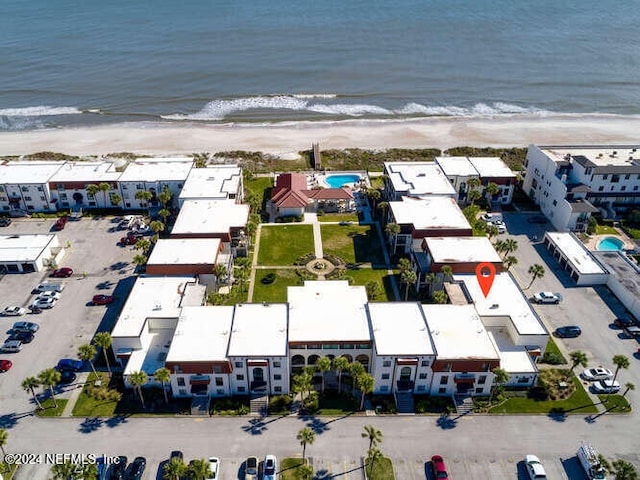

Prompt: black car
xmin=109 ymin=456 xmax=127 ymax=480
xmin=126 ymin=457 xmax=146 ymax=479
xmin=56 ymin=369 xmax=77 ymax=384
xmin=9 ymin=331 xmax=34 ymax=344
xmin=555 ymin=325 xmax=582 ymax=338
xmin=0 ymin=218 xmax=11 ymax=227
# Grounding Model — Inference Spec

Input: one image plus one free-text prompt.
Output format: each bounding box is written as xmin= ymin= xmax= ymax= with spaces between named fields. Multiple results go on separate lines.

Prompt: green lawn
xmin=258 ymin=225 xmax=314 ymax=266
xmin=245 ymin=176 xmax=273 ymax=213
xmin=540 ymin=337 xmax=567 ymax=365
xmin=318 ymin=213 xmax=360 ymax=223
xmin=36 ymin=398 xmax=68 ymax=417
xmin=342 ymin=267 xmax=397 ymax=301
xmin=365 ymin=457 xmax=396 ymax=480
xmin=252 ymin=268 xmax=304 ymax=303
xmin=598 ymin=394 xmax=631 ymax=412
xmin=280 ymin=458 xmax=310 ymax=480
xmin=321 ymin=224 xmax=385 ymax=265
xmin=316 ymin=392 xmax=358 ymax=415
xmin=488 ymin=377 xmax=597 ymax=414
xmin=595 ymin=225 xmax=618 ymax=235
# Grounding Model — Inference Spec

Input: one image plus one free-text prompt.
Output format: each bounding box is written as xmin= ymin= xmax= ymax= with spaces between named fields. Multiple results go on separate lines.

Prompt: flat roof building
xmin=383 ymin=162 xmax=456 ymax=199
xmin=179 ymin=165 xmax=243 ymax=205
xmin=368 ymin=303 xmax=435 ymax=356
xmin=117 ymin=158 xmax=194 ymax=183
xmin=544 ymin=232 xmax=609 ymax=285
xmin=227 ymin=303 xmax=288 ymax=358
xmin=146 ymin=238 xmax=223 ymax=276
xmin=0 ymin=234 xmax=61 ymax=273
xmin=593 ymin=250 xmax=640 ymax=321
xmin=171 ymin=199 xmax=250 ymax=240
xmin=421 ymin=236 xmax=503 ymax=273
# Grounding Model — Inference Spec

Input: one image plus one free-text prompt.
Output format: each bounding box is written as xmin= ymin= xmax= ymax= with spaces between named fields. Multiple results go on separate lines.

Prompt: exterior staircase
xmin=394 ymin=392 xmax=415 ymax=414
xmin=250 ymin=394 xmax=268 ymax=417
xmin=453 ymin=394 xmax=474 ymax=416
xmin=190 ymin=395 xmax=210 ymax=416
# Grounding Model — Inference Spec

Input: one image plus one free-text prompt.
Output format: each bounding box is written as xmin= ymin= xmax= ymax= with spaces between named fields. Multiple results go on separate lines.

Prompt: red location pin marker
xmin=475 ymin=262 xmax=496 ymax=298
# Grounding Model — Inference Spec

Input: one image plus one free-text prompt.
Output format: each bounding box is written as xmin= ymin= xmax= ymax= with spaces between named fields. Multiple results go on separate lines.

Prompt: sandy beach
xmin=1 ymin=115 xmax=639 ymax=157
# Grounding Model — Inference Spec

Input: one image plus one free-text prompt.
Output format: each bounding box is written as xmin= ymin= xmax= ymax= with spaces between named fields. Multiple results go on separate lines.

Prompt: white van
xmin=35 ymin=282 xmax=65 ymax=293
xmin=577 ymin=443 xmax=607 ymax=480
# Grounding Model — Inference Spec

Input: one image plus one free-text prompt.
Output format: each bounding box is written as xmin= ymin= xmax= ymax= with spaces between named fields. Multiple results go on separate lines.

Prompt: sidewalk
xmin=60 ymin=371 xmax=90 ymax=417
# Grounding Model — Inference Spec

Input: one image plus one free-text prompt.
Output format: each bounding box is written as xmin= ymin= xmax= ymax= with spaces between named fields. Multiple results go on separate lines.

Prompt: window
xmin=215 ymin=377 xmax=223 ymax=386
xmin=40 ymin=196 xmax=46 ymax=201
xmin=179 ymin=389 xmax=187 ymax=396
xmin=21 ymin=187 xmax=28 ymax=192
xmin=273 ymin=361 xmax=281 ymax=368
xmin=611 ymin=174 xmax=620 ymax=183
xmin=552 ymin=199 xmax=557 ymax=206
xmin=356 ymin=344 xmax=370 ymax=349
xmin=235 ymin=361 xmax=243 ymax=368
xmin=380 ymin=386 xmax=389 ymax=392
xmin=341 ymin=344 xmax=354 ymax=349
xmin=634 ymin=186 xmax=639 ymax=191
xmin=87 ymin=192 xmax=95 ymax=199
xmin=440 ymin=376 xmax=449 ymax=385
xmin=27 ymin=205 xmax=34 ymax=210
xmin=475 ymin=388 xmax=484 ymax=394
xmin=322 ymin=344 xmax=339 ymax=350
xmin=417 ymin=385 xmax=425 ymax=391
xmin=438 ymin=387 xmax=446 ymax=394
xmin=421 ymin=360 xmax=429 ymax=367
xmin=217 ymin=389 xmax=225 ymax=395
xmin=122 ymin=184 xmax=128 ymax=190
xmin=518 ymin=376 xmax=530 ymax=383
xmin=598 ymin=186 xmax=604 ymax=192
xmin=60 ymin=193 xmax=68 ymax=200
xmin=274 ymin=374 xmax=282 ymax=380
xmin=603 ymin=174 xmax=608 ymax=180
xmin=236 ymin=374 xmax=244 ymax=381
xmin=381 ymin=373 xmax=390 ymax=380
xmin=177 ymin=377 xmax=185 ymax=386
xmin=24 ymin=196 xmax=32 ymax=201
xmin=383 ymin=360 xmax=391 ymax=367
xmin=478 ymin=375 xmax=487 ymax=385
xmin=621 ymin=186 xmax=626 ymax=191
xmin=213 ymin=365 xmax=223 ymax=374
xmin=625 ymin=174 xmax=631 ymax=180
xmin=443 ymin=363 xmax=452 ymax=372
xmin=238 ymin=386 xmax=245 ymax=392
xmin=136 ymin=184 xmax=143 ymax=190
xmin=274 ymin=386 xmax=282 ymax=392
xmin=37 ymin=186 xmax=43 ymax=191
xmin=419 ymin=373 xmax=428 ymax=380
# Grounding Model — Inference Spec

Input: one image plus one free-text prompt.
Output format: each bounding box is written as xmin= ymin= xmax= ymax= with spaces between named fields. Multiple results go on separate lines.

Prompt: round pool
xmin=325 ymin=174 xmax=360 ymax=188
xmin=597 ymin=237 xmax=624 ymax=251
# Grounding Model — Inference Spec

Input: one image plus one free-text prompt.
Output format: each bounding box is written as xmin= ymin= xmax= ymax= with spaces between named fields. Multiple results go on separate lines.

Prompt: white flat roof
xmin=544 ymin=147 xmax=640 ymax=167
xmin=384 ymin=162 xmax=456 ymax=197
xmin=422 ymin=304 xmax=499 ymax=360
xmin=0 ymin=234 xmax=57 ymax=262
xmin=118 ymin=158 xmax=193 ymax=182
xmin=489 ymin=330 xmax=537 ymax=374
xmin=166 ymin=306 xmax=234 ymax=362
xmin=454 ymin=273 xmax=547 ymax=335
xmin=435 ymin=157 xmax=479 ymax=177
xmin=468 ymin=157 xmax=516 ymax=178
xmin=112 ymin=276 xmax=195 ymax=338
xmin=425 ymin=237 xmax=502 ymax=264
xmin=227 ymin=303 xmax=288 ymax=357
xmin=172 ymin=200 xmax=250 ymax=235
xmin=48 ymin=162 xmax=121 ymax=183
xmin=390 ymin=196 xmax=471 ymax=231
xmin=288 ymin=281 xmax=371 ymax=343
xmin=0 ymin=161 xmax=64 ymax=184
xmin=147 ymin=238 xmax=221 ymax=266
xmin=546 ymin=232 xmax=607 ymax=275
xmin=368 ymin=303 xmax=434 ymax=356
xmin=179 ymin=165 xmax=242 ymax=200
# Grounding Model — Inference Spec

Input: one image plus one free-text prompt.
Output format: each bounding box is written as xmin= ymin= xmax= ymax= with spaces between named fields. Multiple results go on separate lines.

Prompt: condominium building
xmin=383 ymin=162 xmax=457 ymax=200
xmin=0 ymin=161 xmax=64 ymax=214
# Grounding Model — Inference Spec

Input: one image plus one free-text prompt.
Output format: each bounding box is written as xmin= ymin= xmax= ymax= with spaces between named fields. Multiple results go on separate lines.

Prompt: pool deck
xmin=584 ymin=228 xmax=636 ymax=252
xmin=313 ymin=170 xmax=370 ymax=189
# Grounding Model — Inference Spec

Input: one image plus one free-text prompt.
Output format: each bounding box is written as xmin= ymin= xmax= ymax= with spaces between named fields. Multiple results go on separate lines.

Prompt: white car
xmin=37 ymin=291 xmax=61 ymax=301
xmin=581 ymin=367 xmax=613 ymax=382
xmin=592 ymin=379 xmax=620 ymax=394
xmin=30 ymin=297 xmax=56 ymax=309
xmin=525 ymin=455 xmax=547 ymax=479
xmin=206 ymin=457 xmax=220 ymax=479
xmin=2 ymin=306 xmax=26 ymax=316
xmin=532 ymin=292 xmax=561 ymax=304
xmin=263 ymin=455 xmax=277 ymax=480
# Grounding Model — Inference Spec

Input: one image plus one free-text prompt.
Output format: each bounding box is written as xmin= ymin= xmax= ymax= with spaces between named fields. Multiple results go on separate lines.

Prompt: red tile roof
xmin=271 ymin=173 xmax=354 ymax=208
xmin=303 ymin=188 xmax=354 ymax=200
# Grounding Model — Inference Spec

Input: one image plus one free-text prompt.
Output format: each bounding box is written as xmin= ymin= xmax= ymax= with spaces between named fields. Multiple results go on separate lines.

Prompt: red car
xmin=92 ymin=295 xmax=114 ymax=305
xmin=120 ymin=234 xmax=142 ymax=245
xmin=52 ymin=216 xmax=68 ymax=231
xmin=0 ymin=360 xmax=12 ymax=372
xmin=431 ymin=455 xmax=449 ymax=479
xmin=52 ymin=267 xmax=73 ymax=277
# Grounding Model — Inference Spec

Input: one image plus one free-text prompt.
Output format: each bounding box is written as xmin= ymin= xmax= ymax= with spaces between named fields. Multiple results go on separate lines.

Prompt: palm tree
xmin=132 ymin=254 xmax=148 ymax=268
xmin=440 ymin=265 xmax=453 ymax=282
xmin=400 ymin=269 xmax=416 ymax=301
xmin=432 ymin=290 xmax=448 ymax=304
xmin=212 ymin=263 xmax=228 ymax=285
xmin=98 ymin=182 xmax=111 ymax=207
xmin=503 ymin=239 xmax=518 ymax=257
xmin=135 ymin=190 xmax=153 ymax=211
xmin=467 ymin=189 xmax=482 ymax=206
xmin=163 ymin=457 xmax=187 ymax=480
xmin=135 ymin=238 xmax=151 ymax=254
xmin=333 ymin=356 xmax=350 ymax=393
xmin=377 ymin=201 xmax=389 ymax=222
xmin=494 ymin=239 xmax=507 ymax=255
xmin=489 ymin=367 xmax=509 ymax=404
xmin=366 ymin=447 xmax=384 ymax=478
xmin=78 ymin=343 xmax=98 ymax=377
xmin=86 ymin=184 xmax=100 ymax=206
xmin=297 ymin=427 xmax=316 ymax=462
xmin=292 ymin=372 xmax=314 ymax=404
xmin=317 ymin=357 xmax=332 ymax=394
xmin=109 ymin=193 xmax=123 ymax=208
xmin=93 ymin=332 xmax=112 ymax=373
xmin=611 ymin=459 xmax=638 ymax=480
xmin=486 ymin=223 xmax=499 ymax=240
xmin=158 ymin=186 xmax=173 ymax=209
xmin=79 ymin=462 xmax=98 ymax=480
xmin=357 ymin=373 xmax=374 ymax=410
xmin=149 ymin=220 xmax=165 ymax=235
xmin=361 ymin=425 xmax=383 ymax=451
xmin=503 ymin=256 xmax=518 ymax=271
xmin=235 ymin=267 xmax=249 ymax=294
xmin=51 ymin=460 xmax=76 ymax=480
xmin=187 ymin=458 xmax=212 ymax=480
xmin=398 ymin=257 xmax=411 ymax=274
xmin=365 ymin=281 xmax=382 ymax=301
xmin=467 ymin=177 xmax=481 ymax=191
xmin=569 ymin=351 xmax=588 ymax=371
xmin=424 ymin=272 xmax=437 ymax=296
xmin=158 ymin=208 xmax=171 ymax=224
xmin=0 ymin=428 xmax=8 ymax=457
xmin=129 ymin=371 xmax=148 ymax=408
xmin=349 ymin=361 xmax=365 ymax=379
xmin=622 ymin=382 xmax=635 ymax=398
xmin=385 ymin=222 xmax=400 ymax=251
xmin=527 ymin=264 xmax=545 ymax=289
xmin=484 ymin=182 xmax=500 ymax=207
xmin=298 ymin=463 xmax=314 ymax=480
xmin=38 ymin=368 xmax=62 ymax=408
xmin=155 ymin=367 xmax=171 ymax=404
xmin=22 ymin=376 xmax=43 ymax=410
xmin=612 ymin=354 xmax=630 ymax=382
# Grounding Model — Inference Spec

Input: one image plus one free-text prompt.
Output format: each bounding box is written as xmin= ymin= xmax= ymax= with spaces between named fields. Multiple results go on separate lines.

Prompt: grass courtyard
xmin=253 ymin=268 xmax=304 ymax=303
xmin=321 ymin=224 xmax=385 ymax=265
xmin=258 ymin=225 xmax=314 ymax=266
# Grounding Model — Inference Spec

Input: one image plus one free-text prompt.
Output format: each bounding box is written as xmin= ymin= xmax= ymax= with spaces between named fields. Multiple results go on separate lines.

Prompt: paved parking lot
xmin=0 ymin=216 xmax=137 ymax=413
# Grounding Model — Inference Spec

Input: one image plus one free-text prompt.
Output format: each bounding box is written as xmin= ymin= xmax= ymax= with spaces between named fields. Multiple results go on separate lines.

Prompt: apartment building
xmin=178 ymin=165 xmax=244 ymax=206
xmin=0 ymin=161 xmax=63 ymax=214
xmin=383 ymin=162 xmax=457 ymax=200
xmin=48 ymin=162 xmax=121 ymax=210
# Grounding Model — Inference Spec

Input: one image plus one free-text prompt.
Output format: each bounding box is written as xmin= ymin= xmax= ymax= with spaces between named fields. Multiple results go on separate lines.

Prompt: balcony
xmin=454 ymin=373 xmax=476 ymax=384
xmin=250 ymin=381 xmax=267 ymax=392
xmin=396 ymin=380 xmax=414 ymax=392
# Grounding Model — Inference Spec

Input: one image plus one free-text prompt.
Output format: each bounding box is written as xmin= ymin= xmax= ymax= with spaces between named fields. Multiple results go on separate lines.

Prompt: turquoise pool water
xmin=325 ymin=174 xmax=360 ymax=188
xmin=597 ymin=237 xmax=624 ymax=251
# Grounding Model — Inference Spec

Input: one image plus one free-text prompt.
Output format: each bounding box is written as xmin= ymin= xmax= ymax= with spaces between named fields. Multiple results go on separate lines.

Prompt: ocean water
xmin=1 ymin=0 xmax=639 ymax=131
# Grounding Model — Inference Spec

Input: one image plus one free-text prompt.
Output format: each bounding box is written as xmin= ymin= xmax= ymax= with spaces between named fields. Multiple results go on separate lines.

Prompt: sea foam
xmin=0 ymin=106 xmax=82 ymax=117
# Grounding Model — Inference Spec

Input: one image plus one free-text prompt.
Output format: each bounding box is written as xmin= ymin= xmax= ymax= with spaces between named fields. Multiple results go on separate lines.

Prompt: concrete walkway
xmin=303 ymin=213 xmax=324 ymax=259
xmin=61 ymin=371 xmax=90 ymax=417
xmin=246 ymin=224 xmax=262 ymax=302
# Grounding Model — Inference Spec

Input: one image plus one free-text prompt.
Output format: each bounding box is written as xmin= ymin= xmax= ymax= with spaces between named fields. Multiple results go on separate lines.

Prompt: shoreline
xmin=1 ymin=114 xmax=640 ymax=156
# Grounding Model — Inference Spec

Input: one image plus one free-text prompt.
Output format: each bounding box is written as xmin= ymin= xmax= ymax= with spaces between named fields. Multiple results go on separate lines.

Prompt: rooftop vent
xmin=490 ymin=303 xmax=499 ymax=309
xmin=417 ymin=173 xmax=426 ymax=177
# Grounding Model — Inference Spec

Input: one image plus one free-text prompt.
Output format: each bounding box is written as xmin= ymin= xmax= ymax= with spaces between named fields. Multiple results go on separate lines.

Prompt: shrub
xmin=414 ymin=395 xmax=454 ymax=414
xmin=541 ymin=351 xmax=567 ymax=365
xmin=301 ymin=391 xmax=319 ymax=413
xmin=268 ymin=395 xmax=293 ymax=414
xmin=370 ymin=395 xmax=397 ymax=414
xmin=261 ymin=273 xmax=277 ymax=285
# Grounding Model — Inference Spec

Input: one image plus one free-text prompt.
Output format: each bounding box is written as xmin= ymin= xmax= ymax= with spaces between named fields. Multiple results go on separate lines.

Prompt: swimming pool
xmin=597 ymin=237 xmax=624 ymax=251
xmin=325 ymin=174 xmax=360 ymax=188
